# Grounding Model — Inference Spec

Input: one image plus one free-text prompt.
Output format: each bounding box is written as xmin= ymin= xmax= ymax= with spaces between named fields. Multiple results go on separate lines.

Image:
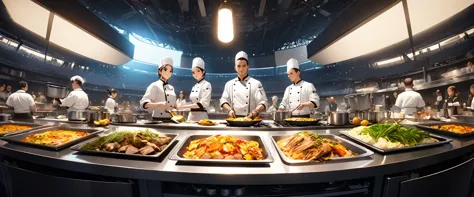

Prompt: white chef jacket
xmin=188 ymin=79 xmax=212 ymax=121
xmin=190 ymin=79 xmax=212 ymax=110
xmin=394 ymin=88 xmax=425 ymax=115
xmin=6 ymin=90 xmax=35 ymax=113
xmin=104 ymin=97 xmax=117 ymax=114
xmin=220 ymin=75 xmax=268 ymax=116
xmin=60 ymin=88 xmax=89 ymax=111
xmin=176 ymin=98 xmax=187 ymax=107
xmin=279 ymin=80 xmax=320 ymax=116
xmin=140 ymin=79 xmax=176 ymax=118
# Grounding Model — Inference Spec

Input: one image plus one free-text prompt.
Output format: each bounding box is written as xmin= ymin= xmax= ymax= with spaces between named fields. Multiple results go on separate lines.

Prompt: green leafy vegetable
xmin=360 ymin=124 xmax=431 ymax=146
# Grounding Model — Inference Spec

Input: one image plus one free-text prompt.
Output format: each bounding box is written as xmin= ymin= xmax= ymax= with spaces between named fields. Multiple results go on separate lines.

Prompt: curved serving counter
xmin=1 ymin=119 xmax=474 ymax=197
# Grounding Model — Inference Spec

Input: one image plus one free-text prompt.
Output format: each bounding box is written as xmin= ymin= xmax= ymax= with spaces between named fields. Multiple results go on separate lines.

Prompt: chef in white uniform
xmin=140 ymin=57 xmax=177 ymax=121
xmin=6 ymin=81 xmax=36 ymax=122
xmin=176 ymin=57 xmax=212 ymax=121
xmin=60 ymin=75 xmax=89 ymax=112
xmin=220 ymin=51 xmax=268 ymax=118
xmin=394 ymin=78 xmax=425 ymax=115
xmin=104 ymin=88 xmax=118 ymax=114
xmin=278 ymin=58 xmax=320 ymax=117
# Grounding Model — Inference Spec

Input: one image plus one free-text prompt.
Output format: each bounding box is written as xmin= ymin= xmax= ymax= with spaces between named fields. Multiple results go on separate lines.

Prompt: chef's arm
xmin=308 ymin=85 xmax=320 ymax=108
xmin=29 ymin=96 xmax=36 ymax=112
xmin=140 ymin=84 xmax=167 ymax=110
xmin=220 ymin=83 xmax=233 ymax=111
xmin=60 ymin=93 xmax=76 ymax=107
xmin=279 ymin=87 xmax=289 ymax=110
xmin=180 ymin=83 xmax=212 ymax=110
xmin=416 ymin=98 xmax=426 ymax=111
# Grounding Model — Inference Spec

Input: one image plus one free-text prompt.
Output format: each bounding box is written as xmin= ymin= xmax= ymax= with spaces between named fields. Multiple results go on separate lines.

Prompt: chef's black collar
xmin=293 ymin=79 xmax=303 ymax=85
xmin=160 ymin=78 xmax=168 ymax=85
xmin=197 ymin=78 xmax=205 ymax=84
xmin=237 ymin=74 xmax=249 ymax=81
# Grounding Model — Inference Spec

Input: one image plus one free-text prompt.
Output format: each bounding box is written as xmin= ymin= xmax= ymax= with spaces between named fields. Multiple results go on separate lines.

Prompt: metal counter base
xmin=0 ymin=120 xmax=473 ymax=197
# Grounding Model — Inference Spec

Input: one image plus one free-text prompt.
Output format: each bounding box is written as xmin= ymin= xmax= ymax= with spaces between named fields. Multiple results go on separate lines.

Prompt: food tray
xmin=415 ymin=123 xmax=474 ymax=138
xmin=283 ymin=119 xmax=320 ymax=127
xmin=170 ymin=134 xmax=273 ymax=164
xmin=339 ymin=131 xmax=452 ymax=153
xmin=270 ymin=134 xmax=373 ymax=164
xmin=226 ymin=119 xmax=262 ymax=127
xmin=2 ymin=126 xmax=103 ymax=151
xmin=0 ymin=122 xmax=49 ymax=137
xmin=71 ymin=132 xmax=178 ymax=159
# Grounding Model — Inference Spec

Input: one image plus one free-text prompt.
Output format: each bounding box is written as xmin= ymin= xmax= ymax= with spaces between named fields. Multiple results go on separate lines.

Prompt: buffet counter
xmin=0 ymin=120 xmax=473 ymax=197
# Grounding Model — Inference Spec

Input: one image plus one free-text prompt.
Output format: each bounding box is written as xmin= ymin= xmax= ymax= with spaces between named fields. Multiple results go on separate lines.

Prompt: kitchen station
xmin=1 ymin=0 xmax=474 ymax=197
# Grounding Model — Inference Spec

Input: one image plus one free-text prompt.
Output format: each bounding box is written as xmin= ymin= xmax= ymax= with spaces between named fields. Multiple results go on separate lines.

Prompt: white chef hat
xmin=159 ymin=56 xmax=173 ymax=69
xmin=70 ymin=75 xmax=85 ymax=84
xmin=286 ymin=58 xmax=299 ymax=73
xmin=272 ymin=95 xmax=278 ymax=101
xmin=235 ymin=51 xmax=248 ymax=65
xmin=192 ymin=57 xmax=205 ymax=70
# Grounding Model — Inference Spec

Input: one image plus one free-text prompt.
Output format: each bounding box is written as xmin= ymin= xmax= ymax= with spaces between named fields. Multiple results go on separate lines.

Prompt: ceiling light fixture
xmin=217 ymin=2 xmax=234 ymax=43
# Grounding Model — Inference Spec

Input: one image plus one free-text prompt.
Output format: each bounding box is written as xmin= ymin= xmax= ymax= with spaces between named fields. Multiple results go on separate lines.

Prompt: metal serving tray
xmin=339 ymin=131 xmax=452 ymax=153
xmin=71 ymin=132 xmax=178 ymax=159
xmin=415 ymin=123 xmax=474 ymax=138
xmin=0 ymin=122 xmax=49 ymax=137
xmin=2 ymin=126 xmax=103 ymax=151
xmin=270 ymin=134 xmax=374 ymax=164
xmin=170 ymin=134 xmax=273 ymax=164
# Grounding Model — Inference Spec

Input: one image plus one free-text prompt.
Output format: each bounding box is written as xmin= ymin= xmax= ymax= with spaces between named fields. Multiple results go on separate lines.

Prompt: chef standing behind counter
xmin=394 ymin=78 xmax=425 ymax=115
xmin=278 ymin=58 xmax=320 ymax=117
xmin=6 ymin=81 xmax=36 ymax=122
xmin=104 ymin=88 xmax=118 ymax=114
xmin=176 ymin=57 xmax=212 ymax=121
xmin=220 ymin=51 xmax=268 ymax=118
xmin=60 ymin=75 xmax=89 ymax=112
xmin=140 ymin=57 xmax=177 ymax=121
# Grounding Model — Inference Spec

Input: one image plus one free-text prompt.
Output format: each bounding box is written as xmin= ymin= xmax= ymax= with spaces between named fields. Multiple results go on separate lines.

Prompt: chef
xmin=140 ymin=57 xmax=177 ymax=121
xmin=394 ymin=78 xmax=425 ymax=115
xmin=104 ymin=88 xmax=118 ymax=114
xmin=6 ymin=81 xmax=36 ymax=122
xmin=176 ymin=57 xmax=212 ymax=121
xmin=266 ymin=96 xmax=279 ymax=112
xmin=60 ymin=75 xmax=89 ymax=112
xmin=278 ymin=58 xmax=320 ymax=117
xmin=220 ymin=51 xmax=268 ymax=118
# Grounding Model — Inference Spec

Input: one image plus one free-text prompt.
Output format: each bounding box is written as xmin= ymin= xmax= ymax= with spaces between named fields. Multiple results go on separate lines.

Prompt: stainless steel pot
xmin=328 ymin=112 xmax=349 ymax=125
xmin=68 ymin=110 xmax=89 ymax=121
xmin=88 ymin=110 xmax=110 ymax=123
xmin=115 ymin=113 xmax=137 ymax=123
xmin=273 ymin=111 xmax=292 ymax=121
xmin=45 ymin=83 xmax=68 ymax=99
xmin=0 ymin=113 xmax=10 ymax=122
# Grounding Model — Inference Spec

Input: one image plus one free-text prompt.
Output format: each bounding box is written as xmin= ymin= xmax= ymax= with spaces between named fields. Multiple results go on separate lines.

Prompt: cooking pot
xmin=88 ymin=110 xmax=110 ymax=123
xmin=0 ymin=113 xmax=11 ymax=122
xmin=45 ymin=83 xmax=68 ymax=99
xmin=68 ymin=110 xmax=89 ymax=121
xmin=115 ymin=113 xmax=137 ymax=123
xmin=328 ymin=112 xmax=349 ymax=125
xmin=273 ymin=110 xmax=292 ymax=121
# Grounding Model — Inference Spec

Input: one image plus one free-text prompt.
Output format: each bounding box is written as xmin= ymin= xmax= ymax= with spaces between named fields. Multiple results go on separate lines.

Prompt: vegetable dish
xmin=0 ymin=125 xmax=31 ymax=134
xmin=430 ymin=124 xmax=474 ymax=134
xmin=80 ymin=129 xmax=172 ymax=155
xmin=198 ymin=119 xmax=217 ymax=126
xmin=183 ymin=135 xmax=264 ymax=160
xmin=22 ymin=130 xmax=89 ymax=146
xmin=276 ymin=132 xmax=356 ymax=161
xmin=284 ymin=117 xmax=318 ymax=122
xmin=344 ymin=124 xmax=438 ymax=149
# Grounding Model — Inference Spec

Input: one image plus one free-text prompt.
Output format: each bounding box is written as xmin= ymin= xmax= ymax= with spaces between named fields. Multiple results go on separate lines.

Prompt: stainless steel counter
xmin=0 ymin=120 xmax=473 ymax=185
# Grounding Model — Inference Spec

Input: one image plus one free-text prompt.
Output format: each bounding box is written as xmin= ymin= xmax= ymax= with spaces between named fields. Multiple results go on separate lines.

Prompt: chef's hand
xmin=228 ymin=109 xmax=236 ymax=118
xmin=175 ymin=105 xmax=184 ymax=110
